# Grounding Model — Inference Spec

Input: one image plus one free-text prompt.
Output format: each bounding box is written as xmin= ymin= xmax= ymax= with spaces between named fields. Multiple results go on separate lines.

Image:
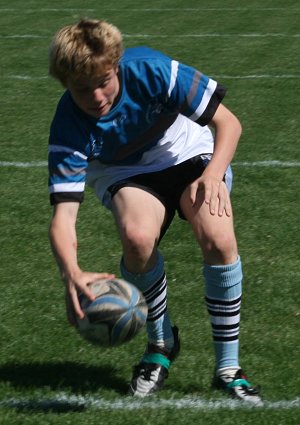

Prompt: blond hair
xmin=49 ymin=19 xmax=123 ymax=85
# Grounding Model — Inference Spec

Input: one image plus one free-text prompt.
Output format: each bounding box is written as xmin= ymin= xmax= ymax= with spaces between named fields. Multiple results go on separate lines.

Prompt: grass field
xmin=0 ymin=0 xmax=300 ymax=424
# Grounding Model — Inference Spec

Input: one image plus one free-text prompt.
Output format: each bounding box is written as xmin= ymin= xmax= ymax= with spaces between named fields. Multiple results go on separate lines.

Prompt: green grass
xmin=1 ymin=0 xmax=300 ymax=423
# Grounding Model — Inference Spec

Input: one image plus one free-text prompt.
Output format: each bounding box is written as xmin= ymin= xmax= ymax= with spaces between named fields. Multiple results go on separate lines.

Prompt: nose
xmin=92 ymin=87 xmax=105 ymax=103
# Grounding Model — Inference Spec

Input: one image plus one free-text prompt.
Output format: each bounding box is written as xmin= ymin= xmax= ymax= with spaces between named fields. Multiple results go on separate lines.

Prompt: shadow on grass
xmin=0 ymin=361 xmax=128 ymax=394
xmin=0 ymin=361 xmax=129 ymax=413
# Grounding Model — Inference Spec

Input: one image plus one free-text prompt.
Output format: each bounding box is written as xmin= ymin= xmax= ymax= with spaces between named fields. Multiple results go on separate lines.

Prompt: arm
xmin=49 ymin=202 xmax=114 ymax=323
xmin=190 ymin=103 xmax=242 ymax=216
xmin=206 ymin=103 xmax=242 ymax=180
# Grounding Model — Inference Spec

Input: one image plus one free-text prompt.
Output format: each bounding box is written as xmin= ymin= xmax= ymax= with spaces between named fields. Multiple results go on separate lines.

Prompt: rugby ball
xmin=77 ymin=278 xmax=148 ymax=347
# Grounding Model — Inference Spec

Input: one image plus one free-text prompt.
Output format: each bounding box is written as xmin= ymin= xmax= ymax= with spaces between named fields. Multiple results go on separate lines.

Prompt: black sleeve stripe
xmin=196 ymin=84 xmax=227 ymax=126
xmin=50 ymin=192 xmax=84 ymax=205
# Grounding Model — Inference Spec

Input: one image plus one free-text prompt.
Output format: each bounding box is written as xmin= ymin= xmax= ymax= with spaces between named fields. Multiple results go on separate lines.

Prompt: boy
xmin=48 ymin=18 xmax=262 ymax=404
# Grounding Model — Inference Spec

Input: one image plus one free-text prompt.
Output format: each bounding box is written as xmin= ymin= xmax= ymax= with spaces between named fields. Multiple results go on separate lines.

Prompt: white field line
xmin=0 ymin=35 xmax=48 ymax=39
xmin=0 ymin=161 xmax=48 ymax=167
xmin=7 ymin=75 xmax=49 ymax=80
xmin=1 ymin=394 xmax=300 ymax=411
xmin=122 ymin=33 xmax=300 ymax=38
xmin=6 ymin=74 xmax=300 ymax=80
xmin=1 ymin=160 xmax=300 ymax=169
xmin=233 ymin=160 xmax=300 ymax=167
xmin=1 ymin=7 xmax=300 ymax=12
xmin=1 ymin=33 xmax=300 ymax=39
xmin=215 ymin=74 xmax=300 ymax=79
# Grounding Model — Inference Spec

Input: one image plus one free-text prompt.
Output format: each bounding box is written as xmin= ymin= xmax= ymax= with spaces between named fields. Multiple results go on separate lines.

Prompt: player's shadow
xmin=0 ymin=361 xmax=128 ymax=412
xmin=0 ymin=361 xmax=128 ymax=393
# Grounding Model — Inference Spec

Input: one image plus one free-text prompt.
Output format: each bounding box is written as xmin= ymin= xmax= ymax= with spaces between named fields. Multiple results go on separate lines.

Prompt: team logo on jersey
xmin=146 ymin=99 xmax=164 ymax=123
xmin=88 ymin=135 xmax=104 ymax=160
xmin=113 ymin=114 xmax=127 ymax=127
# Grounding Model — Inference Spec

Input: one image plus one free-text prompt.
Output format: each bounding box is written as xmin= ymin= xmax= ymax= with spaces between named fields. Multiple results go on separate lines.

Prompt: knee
xmin=201 ymin=231 xmax=238 ymax=265
xmin=121 ymin=224 xmax=157 ymax=261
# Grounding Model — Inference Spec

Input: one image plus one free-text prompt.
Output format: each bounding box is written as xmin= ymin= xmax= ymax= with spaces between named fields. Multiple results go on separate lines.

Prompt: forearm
xmin=49 ymin=202 xmax=115 ymax=321
xmin=49 ymin=212 xmax=81 ymax=282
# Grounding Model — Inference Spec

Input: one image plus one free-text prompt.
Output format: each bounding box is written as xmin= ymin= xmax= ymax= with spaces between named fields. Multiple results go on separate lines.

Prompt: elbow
xmin=229 ymin=112 xmax=242 ymax=142
xmin=236 ymin=116 xmax=242 ymax=139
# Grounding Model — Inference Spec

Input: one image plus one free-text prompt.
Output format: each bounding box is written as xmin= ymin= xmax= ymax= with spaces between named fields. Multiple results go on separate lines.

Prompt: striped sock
xmin=120 ymin=252 xmax=174 ymax=350
xmin=204 ymin=256 xmax=243 ymax=370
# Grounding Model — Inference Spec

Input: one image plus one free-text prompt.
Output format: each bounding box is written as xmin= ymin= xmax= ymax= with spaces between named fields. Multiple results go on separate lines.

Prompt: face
xmin=66 ymin=67 xmax=120 ymax=118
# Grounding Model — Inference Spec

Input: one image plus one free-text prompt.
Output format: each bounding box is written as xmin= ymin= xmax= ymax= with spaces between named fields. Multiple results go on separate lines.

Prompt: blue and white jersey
xmin=48 ymin=46 xmax=226 ymax=206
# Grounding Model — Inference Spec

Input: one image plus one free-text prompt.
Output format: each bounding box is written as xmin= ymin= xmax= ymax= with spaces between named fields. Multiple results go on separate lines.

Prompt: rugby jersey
xmin=48 ymin=46 xmax=226 ymax=205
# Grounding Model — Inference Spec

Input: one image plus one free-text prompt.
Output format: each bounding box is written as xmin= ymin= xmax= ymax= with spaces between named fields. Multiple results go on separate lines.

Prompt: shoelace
xmin=133 ymin=363 xmax=159 ymax=381
xmin=227 ymin=371 xmax=260 ymax=395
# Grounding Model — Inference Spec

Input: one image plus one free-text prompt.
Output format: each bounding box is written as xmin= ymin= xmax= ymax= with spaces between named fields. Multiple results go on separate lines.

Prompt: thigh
xmin=112 ymin=186 xmax=167 ymax=231
xmin=180 ymin=183 xmax=238 ymax=265
xmin=111 ymin=186 xmax=167 ymax=270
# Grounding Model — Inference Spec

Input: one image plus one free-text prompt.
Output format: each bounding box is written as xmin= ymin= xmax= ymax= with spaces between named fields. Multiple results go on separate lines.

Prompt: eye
xmin=98 ymin=77 xmax=110 ymax=88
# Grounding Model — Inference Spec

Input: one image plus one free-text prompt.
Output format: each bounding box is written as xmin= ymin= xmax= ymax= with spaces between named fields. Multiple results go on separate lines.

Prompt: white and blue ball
xmin=77 ymin=278 xmax=148 ymax=347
